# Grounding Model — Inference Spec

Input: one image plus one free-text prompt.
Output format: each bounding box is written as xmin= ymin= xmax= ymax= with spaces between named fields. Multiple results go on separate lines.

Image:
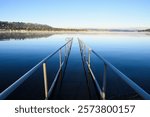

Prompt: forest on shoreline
xmin=0 ymin=21 xmax=150 ymax=32
xmin=0 ymin=21 xmax=85 ymax=31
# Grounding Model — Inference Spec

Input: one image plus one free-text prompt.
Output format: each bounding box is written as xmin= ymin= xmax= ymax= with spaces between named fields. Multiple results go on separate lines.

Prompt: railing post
xmin=67 ymin=43 xmax=69 ymax=54
xmin=79 ymin=40 xmax=81 ymax=51
xmin=78 ymin=39 xmax=82 ymax=56
xmin=65 ymin=45 xmax=66 ymax=57
xmin=88 ymin=48 xmax=91 ymax=67
xmin=84 ymin=44 xmax=86 ymax=58
xmin=102 ymin=63 xmax=107 ymax=100
xmin=80 ymin=41 xmax=83 ymax=53
xmin=64 ymin=45 xmax=67 ymax=63
xmin=66 ymin=38 xmax=69 ymax=55
xmin=59 ymin=49 xmax=62 ymax=67
xmin=69 ymin=41 xmax=71 ymax=51
xmin=69 ymin=40 xmax=72 ymax=54
xmin=43 ymin=63 xmax=48 ymax=100
xmin=82 ymin=42 xmax=84 ymax=53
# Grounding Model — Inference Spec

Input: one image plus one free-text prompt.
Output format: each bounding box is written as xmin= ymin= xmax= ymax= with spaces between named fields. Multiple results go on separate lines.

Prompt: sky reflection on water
xmin=0 ymin=34 xmax=150 ymax=99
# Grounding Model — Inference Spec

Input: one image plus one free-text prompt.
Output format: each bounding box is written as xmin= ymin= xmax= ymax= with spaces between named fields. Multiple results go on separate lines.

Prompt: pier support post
xmin=65 ymin=45 xmax=66 ymax=57
xmin=84 ymin=44 xmax=86 ymax=58
xmin=59 ymin=49 xmax=62 ymax=67
xmin=43 ymin=63 xmax=48 ymax=100
xmin=88 ymin=48 xmax=91 ymax=67
xmin=102 ymin=63 xmax=107 ymax=100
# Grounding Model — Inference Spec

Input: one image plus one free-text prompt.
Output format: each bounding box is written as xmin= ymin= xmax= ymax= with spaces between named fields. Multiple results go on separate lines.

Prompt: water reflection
xmin=0 ymin=33 xmax=150 ymax=99
xmin=0 ymin=32 xmax=53 ymax=40
xmin=79 ymin=43 xmax=99 ymax=100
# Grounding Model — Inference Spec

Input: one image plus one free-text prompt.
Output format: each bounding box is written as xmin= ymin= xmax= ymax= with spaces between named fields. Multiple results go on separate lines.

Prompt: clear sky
xmin=0 ymin=0 xmax=150 ymax=28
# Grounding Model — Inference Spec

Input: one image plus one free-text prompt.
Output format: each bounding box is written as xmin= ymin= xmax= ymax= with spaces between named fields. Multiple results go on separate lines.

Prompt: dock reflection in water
xmin=0 ymin=33 xmax=150 ymax=100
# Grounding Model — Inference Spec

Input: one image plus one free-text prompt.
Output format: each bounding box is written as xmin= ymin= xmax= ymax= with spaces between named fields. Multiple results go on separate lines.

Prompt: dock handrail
xmin=0 ymin=38 xmax=73 ymax=100
xmin=78 ymin=38 xmax=150 ymax=100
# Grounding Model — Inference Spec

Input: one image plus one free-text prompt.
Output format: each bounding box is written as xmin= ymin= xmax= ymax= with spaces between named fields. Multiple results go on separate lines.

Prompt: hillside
xmin=0 ymin=21 xmax=86 ymax=31
xmin=138 ymin=29 xmax=150 ymax=32
xmin=143 ymin=29 xmax=150 ymax=32
xmin=0 ymin=21 xmax=54 ymax=31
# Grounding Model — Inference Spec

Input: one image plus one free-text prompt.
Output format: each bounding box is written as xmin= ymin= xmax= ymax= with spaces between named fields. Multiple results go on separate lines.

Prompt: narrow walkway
xmin=50 ymin=39 xmax=98 ymax=100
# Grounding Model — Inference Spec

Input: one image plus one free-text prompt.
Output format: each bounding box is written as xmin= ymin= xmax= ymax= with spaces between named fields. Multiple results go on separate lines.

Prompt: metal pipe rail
xmin=0 ymin=38 xmax=73 ymax=100
xmin=78 ymin=38 xmax=150 ymax=100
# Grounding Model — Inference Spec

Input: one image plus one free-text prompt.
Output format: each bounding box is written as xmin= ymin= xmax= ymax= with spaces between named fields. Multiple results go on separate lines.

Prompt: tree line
xmin=138 ymin=29 xmax=150 ymax=32
xmin=0 ymin=21 xmax=54 ymax=31
xmin=0 ymin=21 xmax=86 ymax=31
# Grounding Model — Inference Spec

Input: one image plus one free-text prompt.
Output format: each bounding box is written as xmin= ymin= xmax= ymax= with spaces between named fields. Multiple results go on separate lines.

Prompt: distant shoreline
xmin=0 ymin=30 xmax=150 ymax=35
xmin=0 ymin=30 xmax=150 ymax=40
xmin=1 ymin=21 xmax=150 ymax=35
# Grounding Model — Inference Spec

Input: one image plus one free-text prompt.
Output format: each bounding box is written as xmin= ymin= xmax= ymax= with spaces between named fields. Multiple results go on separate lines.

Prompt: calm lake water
xmin=0 ymin=33 xmax=150 ymax=100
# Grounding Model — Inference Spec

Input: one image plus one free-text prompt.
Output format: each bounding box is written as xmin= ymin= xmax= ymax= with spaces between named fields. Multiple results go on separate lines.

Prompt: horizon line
xmin=0 ymin=20 xmax=149 ymax=30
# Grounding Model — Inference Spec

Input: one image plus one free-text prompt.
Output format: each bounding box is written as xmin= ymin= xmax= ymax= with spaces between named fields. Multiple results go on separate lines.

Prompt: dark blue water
xmin=0 ymin=34 xmax=150 ymax=100
xmin=78 ymin=34 xmax=150 ymax=99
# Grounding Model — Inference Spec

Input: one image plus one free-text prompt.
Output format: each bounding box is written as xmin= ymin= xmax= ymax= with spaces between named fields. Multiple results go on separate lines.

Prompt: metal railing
xmin=0 ymin=38 xmax=73 ymax=100
xmin=78 ymin=38 xmax=150 ymax=100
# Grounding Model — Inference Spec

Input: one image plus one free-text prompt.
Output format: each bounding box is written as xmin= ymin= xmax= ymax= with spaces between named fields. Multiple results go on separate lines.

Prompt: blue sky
xmin=0 ymin=0 xmax=150 ymax=28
